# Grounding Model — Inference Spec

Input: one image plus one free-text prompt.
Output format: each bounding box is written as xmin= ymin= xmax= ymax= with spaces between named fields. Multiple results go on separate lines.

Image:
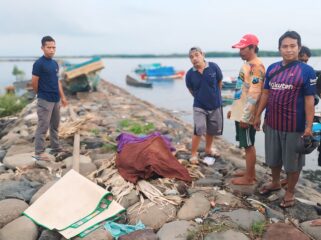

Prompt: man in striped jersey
xmin=254 ymin=31 xmax=316 ymax=208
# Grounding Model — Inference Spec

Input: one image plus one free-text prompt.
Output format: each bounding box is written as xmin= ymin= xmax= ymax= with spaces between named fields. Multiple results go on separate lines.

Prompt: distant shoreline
xmin=1 ymin=49 xmax=321 ymax=61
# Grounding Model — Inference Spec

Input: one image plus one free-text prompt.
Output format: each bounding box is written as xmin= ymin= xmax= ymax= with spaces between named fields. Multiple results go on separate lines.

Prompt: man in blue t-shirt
xmin=185 ymin=47 xmax=223 ymax=164
xmin=254 ymin=31 xmax=316 ymax=208
xmin=32 ymin=36 xmax=68 ymax=161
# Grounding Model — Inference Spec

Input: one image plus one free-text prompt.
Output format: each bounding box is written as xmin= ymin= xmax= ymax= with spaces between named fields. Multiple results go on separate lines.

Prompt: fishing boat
xmin=126 ymin=74 xmax=152 ymax=88
xmin=62 ymin=57 xmax=104 ymax=93
xmin=135 ymin=64 xmax=185 ymax=80
xmin=135 ymin=63 xmax=162 ymax=75
xmin=222 ymin=77 xmax=237 ymax=90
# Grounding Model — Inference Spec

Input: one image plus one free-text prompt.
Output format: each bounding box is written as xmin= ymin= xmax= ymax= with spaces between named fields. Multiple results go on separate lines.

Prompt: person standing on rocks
xmin=185 ymin=47 xmax=223 ymax=164
xmin=32 ymin=36 xmax=68 ymax=161
xmin=227 ymin=34 xmax=265 ymax=185
xmin=254 ymin=31 xmax=316 ymax=208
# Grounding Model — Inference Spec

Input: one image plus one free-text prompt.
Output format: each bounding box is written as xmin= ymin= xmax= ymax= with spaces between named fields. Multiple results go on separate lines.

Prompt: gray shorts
xmin=264 ymin=125 xmax=305 ymax=172
xmin=193 ymin=107 xmax=223 ymax=136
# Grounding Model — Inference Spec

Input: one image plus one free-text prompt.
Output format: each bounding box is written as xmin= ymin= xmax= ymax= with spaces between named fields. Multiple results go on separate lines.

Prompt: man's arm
xmin=218 ymin=80 xmax=223 ymax=89
xmin=253 ymin=89 xmax=269 ymax=130
xmin=58 ymin=80 xmax=68 ymax=107
xmin=304 ymin=95 xmax=315 ymax=136
xmin=31 ymin=75 xmax=39 ymax=93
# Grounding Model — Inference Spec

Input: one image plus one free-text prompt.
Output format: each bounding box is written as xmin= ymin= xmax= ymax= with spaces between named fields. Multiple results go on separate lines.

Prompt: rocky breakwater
xmin=0 ymin=79 xmax=320 ymax=240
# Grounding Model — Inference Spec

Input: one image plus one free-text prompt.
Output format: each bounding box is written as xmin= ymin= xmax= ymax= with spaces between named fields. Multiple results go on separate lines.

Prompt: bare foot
xmin=280 ymin=178 xmax=288 ymax=186
xmin=231 ymin=176 xmax=256 ymax=185
xmin=310 ymin=219 xmax=321 ymax=226
xmin=232 ymin=169 xmax=246 ymax=177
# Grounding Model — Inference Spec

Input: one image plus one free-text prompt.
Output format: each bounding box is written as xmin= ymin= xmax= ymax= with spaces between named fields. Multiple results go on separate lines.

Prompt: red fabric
xmin=116 ymin=136 xmax=192 ymax=183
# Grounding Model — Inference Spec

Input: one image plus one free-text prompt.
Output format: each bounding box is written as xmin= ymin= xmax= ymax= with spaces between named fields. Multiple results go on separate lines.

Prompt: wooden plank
xmin=69 ymin=106 xmax=80 ymax=172
xmin=65 ymin=61 xmax=104 ymax=80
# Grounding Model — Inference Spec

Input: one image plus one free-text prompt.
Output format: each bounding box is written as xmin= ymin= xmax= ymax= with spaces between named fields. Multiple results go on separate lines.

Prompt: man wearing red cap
xmin=227 ymin=34 xmax=265 ymax=185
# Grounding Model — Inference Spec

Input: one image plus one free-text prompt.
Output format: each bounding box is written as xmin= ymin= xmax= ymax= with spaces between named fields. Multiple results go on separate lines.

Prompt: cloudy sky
xmin=1 ymin=0 xmax=320 ymax=56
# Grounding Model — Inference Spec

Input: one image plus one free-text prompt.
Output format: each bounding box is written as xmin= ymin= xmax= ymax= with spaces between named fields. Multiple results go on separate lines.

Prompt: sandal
xmin=259 ymin=184 xmax=281 ymax=195
xmin=205 ymin=149 xmax=220 ymax=158
xmin=32 ymin=154 xmax=51 ymax=161
xmin=279 ymin=198 xmax=295 ymax=208
xmin=189 ymin=156 xmax=199 ymax=165
xmin=49 ymin=148 xmax=69 ymax=155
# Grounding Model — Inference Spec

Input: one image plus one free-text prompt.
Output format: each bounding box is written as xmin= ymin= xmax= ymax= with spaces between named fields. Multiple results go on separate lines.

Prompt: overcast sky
xmin=1 ymin=0 xmax=320 ymax=56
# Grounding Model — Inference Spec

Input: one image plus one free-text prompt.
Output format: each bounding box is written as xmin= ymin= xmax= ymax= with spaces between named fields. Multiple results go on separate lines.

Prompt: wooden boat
xmin=62 ymin=57 xmax=104 ymax=93
xmin=126 ymin=74 xmax=152 ymax=88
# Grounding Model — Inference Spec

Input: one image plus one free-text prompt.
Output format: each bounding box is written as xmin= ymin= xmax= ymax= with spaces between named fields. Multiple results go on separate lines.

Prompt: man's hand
xmin=303 ymin=126 xmax=313 ymax=137
xmin=239 ymin=121 xmax=249 ymax=128
xmin=253 ymin=116 xmax=261 ymax=131
xmin=61 ymin=97 xmax=68 ymax=107
xmin=227 ymin=111 xmax=231 ymax=119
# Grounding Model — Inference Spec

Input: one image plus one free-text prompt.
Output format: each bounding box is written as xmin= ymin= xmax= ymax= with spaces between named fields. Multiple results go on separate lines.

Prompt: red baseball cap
xmin=232 ymin=34 xmax=259 ymax=48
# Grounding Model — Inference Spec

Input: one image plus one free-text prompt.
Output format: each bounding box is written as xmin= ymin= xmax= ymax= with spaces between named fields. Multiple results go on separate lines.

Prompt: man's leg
xmin=204 ymin=134 xmax=214 ymax=154
xmin=191 ymin=135 xmax=201 ymax=157
xmin=191 ymin=107 xmax=207 ymax=159
xmin=232 ymin=145 xmax=256 ymax=185
xmin=205 ymin=107 xmax=223 ymax=155
xmin=232 ymin=124 xmax=257 ymax=185
xmin=50 ymin=102 xmax=61 ymax=150
xmin=35 ymin=99 xmax=54 ymax=155
xmin=284 ymin=171 xmax=300 ymax=200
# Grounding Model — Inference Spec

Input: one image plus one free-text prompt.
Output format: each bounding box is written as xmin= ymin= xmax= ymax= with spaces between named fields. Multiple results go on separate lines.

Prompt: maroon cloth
xmin=116 ymin=136 xmax=192 ymax=183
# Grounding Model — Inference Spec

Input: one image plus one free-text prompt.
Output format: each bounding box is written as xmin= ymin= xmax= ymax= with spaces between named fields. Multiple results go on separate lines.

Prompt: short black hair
xmin=41 ymin=36 xmax=55 ymax=46
xmin=278 ymin=31 xmax=301 ymax=49
xmin=299 ymin=45 xmax=311 ymax=57
xmin=248 ymin=44 xmax=259 ymax=54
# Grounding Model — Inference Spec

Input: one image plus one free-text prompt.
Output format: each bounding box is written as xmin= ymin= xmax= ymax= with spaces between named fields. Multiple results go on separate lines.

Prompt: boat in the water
xmin=126 ymin=74 xmax=152 ymax=88
xmin=62 ymin=57 xmax=104 ymax=93
xmin=135 ymin=64 xmax=185 ymax=80
xmin=222 ymin=77 xmax=237 ymax=90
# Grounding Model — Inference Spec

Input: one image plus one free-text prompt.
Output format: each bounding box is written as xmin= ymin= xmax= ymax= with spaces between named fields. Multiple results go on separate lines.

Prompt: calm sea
xmin=2 ymin=57 xmax=321 ymax=170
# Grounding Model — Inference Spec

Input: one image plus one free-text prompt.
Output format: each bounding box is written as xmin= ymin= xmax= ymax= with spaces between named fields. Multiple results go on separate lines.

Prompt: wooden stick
xmin=69 ymin=106 xmax=80 ymax=172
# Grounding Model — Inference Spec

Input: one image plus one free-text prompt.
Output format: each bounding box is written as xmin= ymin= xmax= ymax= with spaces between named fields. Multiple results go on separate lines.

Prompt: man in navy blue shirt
xmin=32 ymin=36 xmax=68 ymax=161
xmin=185 ymin=47 xmax=223 ymax=163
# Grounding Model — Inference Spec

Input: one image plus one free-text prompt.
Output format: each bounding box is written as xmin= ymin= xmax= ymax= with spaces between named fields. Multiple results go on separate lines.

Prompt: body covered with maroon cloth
xmin=116 ymin=134 xmax=192 ymax=183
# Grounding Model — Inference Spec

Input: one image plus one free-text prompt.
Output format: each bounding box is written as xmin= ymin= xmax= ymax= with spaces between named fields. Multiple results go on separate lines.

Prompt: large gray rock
xmin=73 ymin=227 xmax=112 ymax=240
xmin=221 ymin=209 xmax=265 ymax=231
xmin=63 ymin=162 xmax=97 ymax=177
xmin=157 ymin=220 xmax=195 ymax=240
xmin=119 ymin=229 xmax=158 ymax=240
xmin=263 ymin=223 xmax=309 ymax=240
xmin=0 ymin=199 xmax=29 ymax=228
xmin=0 ymin=150 xmax=6 ymax=162
xmin=0 ymin=216 xmax=38 ymax=240
xmin=38 ymin=229 xmax=62 ymax=240
xmin=30 ymin=180 xmax=57 ymax=204
xmin=300 ymin=220 xmax=321 ymax=240
xmin=3 ymin=152 xmax=36 ymax=169
xmin=0 ymin=178 xmax=41 ymax=202
xmin=195 ymin=177 xmax=223 ymax=187
xmin=120 ymin=190 xmax=140 ymax=208
xmin=205 ymin=229 xmax=249 ymax=240
xmin=63 ymin=155 xmax=92 ymax=168
xmin=128 ymin=200 xmax=176 ymax=230
xmin=6 ymin=144 xmax=34 ymax=157
xmin=214 ymin=190 xmax=243 ymax=208
xmin=177 ymin=193 xmax=211 ymax=220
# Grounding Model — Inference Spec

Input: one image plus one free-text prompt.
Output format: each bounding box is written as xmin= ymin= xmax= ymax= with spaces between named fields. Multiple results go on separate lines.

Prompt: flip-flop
xmin=32 ymin=155 xmax=51 ymax=161
xmin=279 ymin=198 xmax=295 ymax=208
xmin=189 ymin=156 xmax=199 ymax=165
xmin=205 ymin=149 xmax=220 ymax=158
xmin=259 ymin=185 xmax=281 ymax=195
